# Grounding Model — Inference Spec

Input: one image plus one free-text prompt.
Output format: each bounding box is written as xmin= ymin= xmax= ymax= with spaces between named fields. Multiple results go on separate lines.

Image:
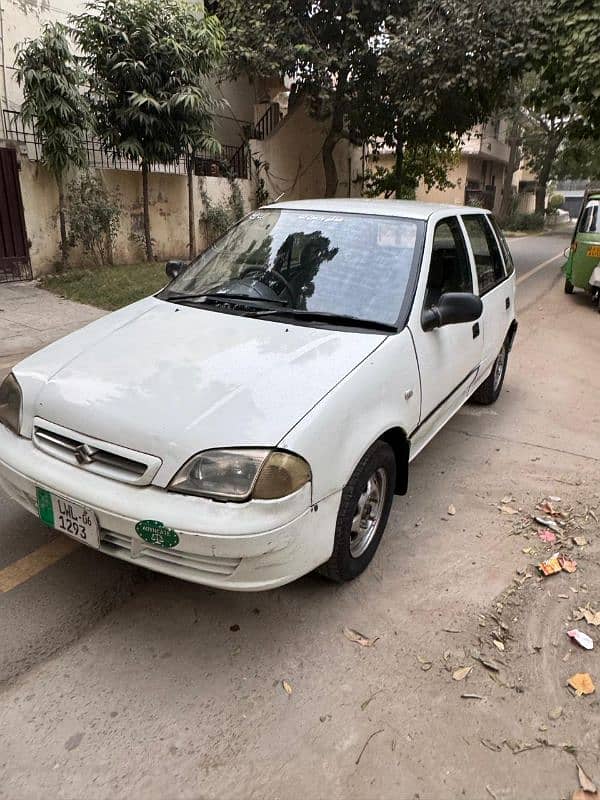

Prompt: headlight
xmin=169 ymin=448 xmax=311 ymax=501
xmin=0 ymin=373 xmax=22 ymax=435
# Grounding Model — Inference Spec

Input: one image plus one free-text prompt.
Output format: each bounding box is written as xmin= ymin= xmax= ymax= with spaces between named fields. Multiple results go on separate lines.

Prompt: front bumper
xmin=0 ymin=426 xmax=339 ymax=591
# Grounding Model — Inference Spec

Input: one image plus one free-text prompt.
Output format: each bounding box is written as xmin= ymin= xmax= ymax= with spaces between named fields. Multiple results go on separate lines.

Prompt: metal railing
xmin=252 ymin=102 xmax=283 ymax=141
xmin=3 ymin=109 xmax=250 ymax=180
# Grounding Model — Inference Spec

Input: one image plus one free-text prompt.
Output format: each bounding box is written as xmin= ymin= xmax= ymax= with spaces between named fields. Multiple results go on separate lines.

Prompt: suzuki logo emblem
xmin=75 ymin=443 xmax=97 ymax=465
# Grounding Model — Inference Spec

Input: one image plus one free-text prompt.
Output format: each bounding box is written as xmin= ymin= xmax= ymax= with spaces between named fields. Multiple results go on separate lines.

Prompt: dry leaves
xmin=282 ymin=680 xmax=293 ymax=695
xmin=499 ymin=505 xmax=519 ymax=515
xmin=448 ymin=504 xmax=456 ymax=516
xmin=452 ymin=666 xmax=472 ymax=681
xmin=343 ymin=626 xmax=378 ymax=647
xmin=580 ymin=608 xmax=600 ymax=627
xmin=577 ymin=764 xmax=597 ymax=795
xmin=559 ymin=554 xmax=578 ymax=573
xmin=493 ymin=640 xmax=505 ymax=652
xmin=568 ymin=673 xmax=596 ymax=696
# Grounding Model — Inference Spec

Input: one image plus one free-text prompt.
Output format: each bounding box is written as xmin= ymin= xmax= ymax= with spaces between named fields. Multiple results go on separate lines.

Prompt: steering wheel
xmin=239 ymin=266 xmax=295 ymax=304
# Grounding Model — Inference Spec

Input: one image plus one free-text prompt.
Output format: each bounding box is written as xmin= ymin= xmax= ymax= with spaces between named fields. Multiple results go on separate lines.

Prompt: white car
xmin=0 ymin=200 xmax=517 ymax=591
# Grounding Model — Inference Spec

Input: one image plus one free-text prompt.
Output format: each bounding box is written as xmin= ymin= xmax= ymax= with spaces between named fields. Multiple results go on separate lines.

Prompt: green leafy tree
xmin=376 ymin=0 xmax=535 ymax=199
xmin=14 ymin=22 xmax=90 ymax=267
xmin=364 ymin=143 xmax=459 ymax=199
xmin=552 ymin=137 xmax=600 ymax=182
xmin=218 ymin=0 xmax=398 ymax=198
xmin=72 ymin=0 xmax=224 ymax=261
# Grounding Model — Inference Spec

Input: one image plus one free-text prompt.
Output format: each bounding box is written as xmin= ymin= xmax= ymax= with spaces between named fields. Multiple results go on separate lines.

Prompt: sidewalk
xmin=0 ymin=282 xmax=104 ymax=371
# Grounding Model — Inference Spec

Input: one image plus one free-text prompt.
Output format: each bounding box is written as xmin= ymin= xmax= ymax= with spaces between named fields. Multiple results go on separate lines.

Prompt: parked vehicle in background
xmin=0 ymin=200 xmax=517 ymax=590
xmin=564 ymin=185 xmax=600 ymax=309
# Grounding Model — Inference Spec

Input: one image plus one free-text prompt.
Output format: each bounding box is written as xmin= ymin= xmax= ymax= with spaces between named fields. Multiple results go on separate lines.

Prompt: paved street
xmin=1 ymin=227 xmax=599 ymax=800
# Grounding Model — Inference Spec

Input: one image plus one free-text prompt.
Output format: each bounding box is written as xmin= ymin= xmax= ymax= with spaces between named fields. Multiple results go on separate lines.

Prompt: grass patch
xmin=40 ymin=262 xmax=167 ymax=310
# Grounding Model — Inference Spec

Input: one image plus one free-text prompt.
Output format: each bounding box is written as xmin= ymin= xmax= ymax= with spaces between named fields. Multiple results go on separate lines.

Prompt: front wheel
xmin=564 ymin=278 xmax=574 ymax=294
xmin=319 ymin=441 xmax=396 ymax=583
xmin=471 ymin=342 xmax=508 ymax=405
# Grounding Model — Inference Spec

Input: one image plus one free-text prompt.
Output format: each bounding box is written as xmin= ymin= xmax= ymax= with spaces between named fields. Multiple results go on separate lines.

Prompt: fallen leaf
xmin=342 ymin=627 xmax=378 ymax=647
xmin=448 ymin=504 xmax=456 ymax=516
xmin=580 ymin=608 xmax=600 ymax=627
xmin=501 ymin=495 xmax=513 ymax=504
xmin=476 ymin=656 xmax=501 ymax=672
xmin=559 ymin=554 xmax=577 ymax=573
xmin=578 ymin=764 xmax=597 ymax=794
xmin=568 ymin=630 xmax=594 ymax=650
xmin=548 ymin=706 xmax=563 ymax=720
xmin=499 ymin=505 xmax=519 ymax=515
xmin=573 ymin=536 xmax=588 ymax=547
xmin=282 ymin=680 xmax=293 ymax=695
xmin=571 ymin=790 xmax=600 ymax=800
xmin=568 ymin=673 xmax=595 ymax=696
xmin=537 ymin=529 xmax=557 ymax=543
xmin=453 ymin=666 xmax=472 ymax=681
xmin=493 ymin=640 xmax=505 ymax=652
xmin=421 ymin=662 xmax=432 ymax=671
xmin=461 ymin=693 xmax=484 ymax=699
xmin=522 ymin=547 xmax=534 ymax=555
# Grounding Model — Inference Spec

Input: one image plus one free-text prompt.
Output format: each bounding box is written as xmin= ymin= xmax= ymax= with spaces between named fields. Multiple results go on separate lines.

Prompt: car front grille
xmin=32 ymin=420 xmax=161 ymax=486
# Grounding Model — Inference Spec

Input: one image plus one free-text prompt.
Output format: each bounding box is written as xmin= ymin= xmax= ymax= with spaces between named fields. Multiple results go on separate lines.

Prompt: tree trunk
xmin=141 ymin=160 xmax=153 ymax=261
xmin=394 ymin=135 xmax=404 ymax=200
xmin=323 ymin=128 xmax=341 ymax=198
xmin=56 ymin=172 xmax=68 ymax=269
xmin=534 ymin=135 xmax=562 ymax=216
xmin=498 ymin=121 xmax=522 ymax=223
xmin=187 ymin=152 xmax=196 ymax=259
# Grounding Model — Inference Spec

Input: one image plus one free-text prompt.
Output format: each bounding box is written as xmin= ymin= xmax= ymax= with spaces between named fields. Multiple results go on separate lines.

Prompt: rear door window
xmin=487 ymin=215 xmax=514 ymax=276
xmin=462 ymin=215 xmax=506 ymax=295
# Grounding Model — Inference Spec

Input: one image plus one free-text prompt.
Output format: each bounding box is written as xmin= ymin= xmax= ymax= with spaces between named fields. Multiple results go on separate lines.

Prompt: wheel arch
xmin=378 ymin=426 xmax=410 ymax=495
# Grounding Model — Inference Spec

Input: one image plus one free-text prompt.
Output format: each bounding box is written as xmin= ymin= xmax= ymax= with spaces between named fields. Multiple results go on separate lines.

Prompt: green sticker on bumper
xmin=135 ymin=519 xmax=179 ymax=549
xmin=37 ymin=487 xmax=55 ymax=527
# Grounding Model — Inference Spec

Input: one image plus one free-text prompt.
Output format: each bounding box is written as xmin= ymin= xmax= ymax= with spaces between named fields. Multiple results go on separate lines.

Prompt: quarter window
xmin=463 ymin=215 xmax=506 ymax=295
xmin=579 ymin=202 xmax=600 ymax=233
xmin=424 ymin=217 xmax=473 ymax=309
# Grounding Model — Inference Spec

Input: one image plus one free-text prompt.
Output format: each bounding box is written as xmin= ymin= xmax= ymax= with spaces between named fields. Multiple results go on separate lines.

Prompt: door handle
xmin=472 ymin=322 xmax=480 ymax=338
xmin=505 ymin=297 xmax=511 ymax=310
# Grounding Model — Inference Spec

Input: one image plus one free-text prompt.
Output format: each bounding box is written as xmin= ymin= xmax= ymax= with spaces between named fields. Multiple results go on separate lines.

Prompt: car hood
xmin=15 ymin=298 xmax=385 ymax=485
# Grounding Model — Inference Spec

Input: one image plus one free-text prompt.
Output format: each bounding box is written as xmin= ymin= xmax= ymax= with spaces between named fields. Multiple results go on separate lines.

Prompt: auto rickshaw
xmin=563 ymin=186 xmax=600 ymax=310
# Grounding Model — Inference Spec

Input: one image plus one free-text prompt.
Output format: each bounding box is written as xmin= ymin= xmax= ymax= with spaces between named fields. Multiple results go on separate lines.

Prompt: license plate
xmin=36 ymin=487 xmax=100 ymax=548
xmin=586 ymin=245 xmax=600 ymax=257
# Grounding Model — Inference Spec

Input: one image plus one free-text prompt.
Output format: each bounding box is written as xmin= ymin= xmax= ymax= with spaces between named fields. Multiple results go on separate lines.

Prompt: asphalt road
xmin=1 ymin=225 xmax=595 ymax=800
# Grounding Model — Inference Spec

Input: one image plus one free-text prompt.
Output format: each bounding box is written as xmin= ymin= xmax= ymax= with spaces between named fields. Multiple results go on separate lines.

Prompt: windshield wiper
xmin=253 ymin=308 xmax=397 ymax=332
xmin=163 ymin=291 xmax=287 ymax=307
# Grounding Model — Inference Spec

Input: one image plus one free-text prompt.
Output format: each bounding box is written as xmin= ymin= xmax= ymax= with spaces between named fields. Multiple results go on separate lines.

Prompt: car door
xmin=460 ymin=214 xmax=511 ymax=379
xmin=408 ymin=215 xmax=482 ymax=458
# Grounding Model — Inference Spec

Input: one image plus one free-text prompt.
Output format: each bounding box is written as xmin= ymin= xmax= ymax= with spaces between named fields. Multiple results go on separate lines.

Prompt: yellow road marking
xmin=516 ymin=252 xmax=564 ymax=285
xmin=0 ymin=536 xmax=80 ymax=593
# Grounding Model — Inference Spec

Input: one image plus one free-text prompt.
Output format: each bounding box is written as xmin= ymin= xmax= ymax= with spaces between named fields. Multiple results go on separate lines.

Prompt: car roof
xmin=266 ymin=198 xmax=491 ymax=221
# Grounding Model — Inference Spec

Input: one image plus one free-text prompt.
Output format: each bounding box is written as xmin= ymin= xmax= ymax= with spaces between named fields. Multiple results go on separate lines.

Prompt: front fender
xmin=278 ymin=330 xmax=421 ymax=502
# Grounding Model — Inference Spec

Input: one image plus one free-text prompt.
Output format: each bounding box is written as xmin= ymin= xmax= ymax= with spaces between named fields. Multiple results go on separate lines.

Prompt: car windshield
xmin=578 ymin=201 xmax=600 ymax=234
xmin=161 ymin=209 xmax=424 ymax=327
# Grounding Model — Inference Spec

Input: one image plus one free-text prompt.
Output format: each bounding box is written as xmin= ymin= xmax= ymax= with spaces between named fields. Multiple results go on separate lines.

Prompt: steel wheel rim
xmin=350 ymin=468 xmax=387 ymax=558
xmin=493 ymin=347 xmax=506 ymax=393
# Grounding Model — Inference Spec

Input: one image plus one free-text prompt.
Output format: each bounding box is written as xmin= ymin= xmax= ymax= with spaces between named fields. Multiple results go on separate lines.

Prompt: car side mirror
xmin=422 ymin=292 xmax=483 ymax=332
xmin=165 ymin=260 xmax=188 ymax=280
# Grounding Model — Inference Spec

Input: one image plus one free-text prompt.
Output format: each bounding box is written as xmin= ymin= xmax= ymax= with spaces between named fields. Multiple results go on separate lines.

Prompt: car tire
xmin=471 ymin=342 xmax=508 ymax=405
xmin=319 ymin=441 xmax=396 ymax=583
xmin=564 ymin=278 xmax=574 ymax=294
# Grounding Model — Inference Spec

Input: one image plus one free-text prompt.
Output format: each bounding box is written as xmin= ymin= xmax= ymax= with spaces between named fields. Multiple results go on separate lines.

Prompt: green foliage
xmin=364 ymin=144 xmax=460 ymax=200
xmin=14 ymin=22 xmax=89 ymax=178
xmin=537 ymin=0 xmax=600 ymax=132
xmin=66 ymin=173 xmax=121 ymax=266
xmin=72 ymin=0 xmax=224 ymax=258
xmin=200 ymin=179 xmax=245 ymax=245
xmin=503 ymin=211 xmax=545 ymax=231
xmin=548 ymin=193 xmax=565 ymax=211
xmin=552 ymin=137 xmax=600 ymax=181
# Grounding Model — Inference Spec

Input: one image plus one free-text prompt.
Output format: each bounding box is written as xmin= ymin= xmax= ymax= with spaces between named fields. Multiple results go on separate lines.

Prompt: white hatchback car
xmin=0 ymin=200 xmax=516 ymax=590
